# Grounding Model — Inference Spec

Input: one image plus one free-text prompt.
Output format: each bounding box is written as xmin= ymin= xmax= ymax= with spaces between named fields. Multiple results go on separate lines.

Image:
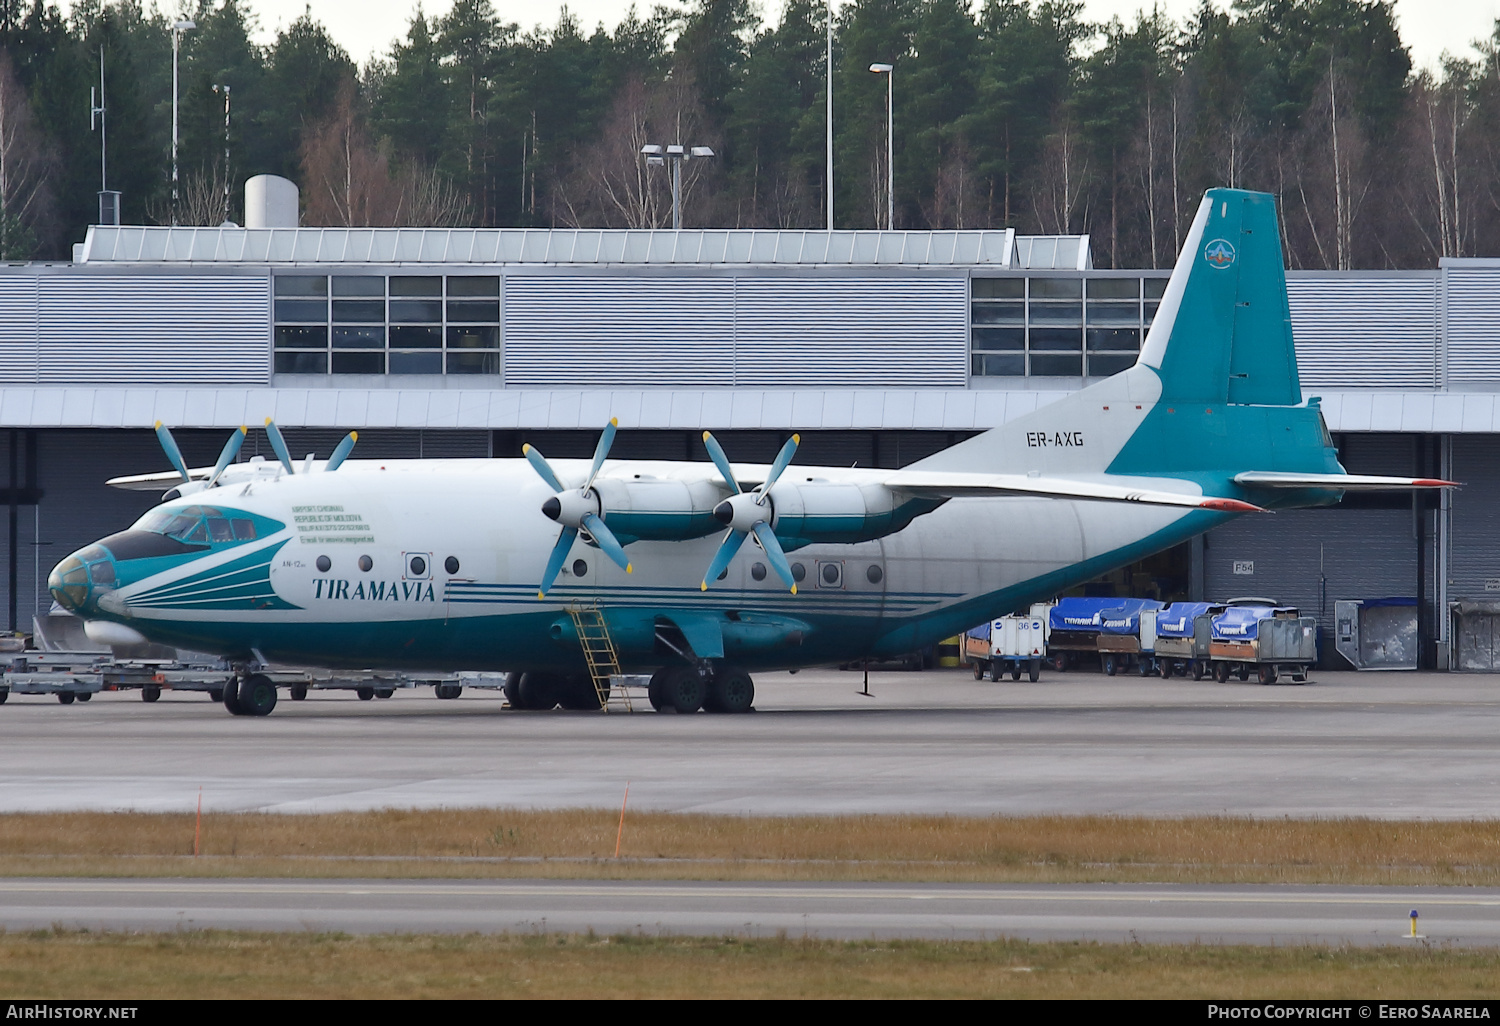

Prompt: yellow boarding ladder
xmin=567 ymin=601 xmax=631 ymax=712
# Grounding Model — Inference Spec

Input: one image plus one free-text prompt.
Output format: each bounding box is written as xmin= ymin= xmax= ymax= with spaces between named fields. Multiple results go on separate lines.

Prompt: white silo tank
xmin=244 ymin=174 xmax=299 ymax=228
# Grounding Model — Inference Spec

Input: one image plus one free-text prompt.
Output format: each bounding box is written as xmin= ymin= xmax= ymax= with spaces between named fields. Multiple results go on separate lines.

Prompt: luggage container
xmin=1047 ymin=597 xmax=1165 ymax=675
xmin=964 ymin=616 xmax=1046 ymax=681
xmin=1152 ymin=602 xmax=1223 ymax=679
xmin=1207 ymin=604 xmax=1317 ymax=684
xmin=1334 ymin=598 xmax=1417 ymax=670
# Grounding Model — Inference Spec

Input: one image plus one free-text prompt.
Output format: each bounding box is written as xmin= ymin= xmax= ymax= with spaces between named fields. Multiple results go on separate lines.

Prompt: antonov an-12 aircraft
xmin=48 ymin=189 xmax=1452 ymax=716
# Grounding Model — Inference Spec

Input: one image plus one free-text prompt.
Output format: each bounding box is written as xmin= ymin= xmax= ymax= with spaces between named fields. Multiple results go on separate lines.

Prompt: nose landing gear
xmin=224 ymin=672 xmax=277 ymax=716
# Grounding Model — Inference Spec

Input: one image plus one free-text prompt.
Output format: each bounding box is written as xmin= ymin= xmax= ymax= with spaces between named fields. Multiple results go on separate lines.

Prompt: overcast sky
xmin=139 ymin=1 xmax=1500 ymax=74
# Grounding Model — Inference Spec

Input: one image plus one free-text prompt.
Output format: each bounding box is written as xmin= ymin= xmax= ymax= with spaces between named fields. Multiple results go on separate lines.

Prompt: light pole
xmin=212 ymin=84 xmax=231 ymax=224
xmin=826 ymin=0 xmax=834 ymax=230
xmin=640 ymin=143 xmax=715 ymax=229
xmin=89 ymin=45 xmax=119 ymax=226
xmin=171 ymin=18 xmax=196 ymax=226
xmin=869 ymin=63 xmax=893 ymax=230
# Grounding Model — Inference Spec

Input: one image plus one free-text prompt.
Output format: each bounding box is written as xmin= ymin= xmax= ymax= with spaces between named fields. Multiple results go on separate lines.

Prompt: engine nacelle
xmin=765 ymin=482 xmax=942 ymax=547
xmin=591 ymin=477 xmax=725 ymax=542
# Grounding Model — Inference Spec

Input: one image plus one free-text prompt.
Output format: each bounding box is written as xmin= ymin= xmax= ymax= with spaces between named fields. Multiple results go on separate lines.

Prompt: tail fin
xmin=1142 ymin=188 xmax=1300 ymax=406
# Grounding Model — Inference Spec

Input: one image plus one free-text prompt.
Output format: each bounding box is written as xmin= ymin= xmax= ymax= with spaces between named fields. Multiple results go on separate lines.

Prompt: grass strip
xmin=1 ymin=811 xmax=1499 ymax=885
xmin=2 ymin=930 xmax=1499 ymax=999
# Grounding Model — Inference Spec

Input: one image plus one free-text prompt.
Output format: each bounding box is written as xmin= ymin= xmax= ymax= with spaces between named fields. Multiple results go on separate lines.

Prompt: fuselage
xmin=48 ymin=454 xmax=1220 ymax=673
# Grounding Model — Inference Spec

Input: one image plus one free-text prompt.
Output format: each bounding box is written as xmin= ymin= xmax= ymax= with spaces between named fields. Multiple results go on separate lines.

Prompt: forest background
xmin=0 ymin=0 xmax=1495 ymax=271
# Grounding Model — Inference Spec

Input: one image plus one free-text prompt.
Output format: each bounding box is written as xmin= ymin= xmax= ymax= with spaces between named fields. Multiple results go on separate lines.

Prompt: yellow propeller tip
xmin=522 ymin=443 xmax=532 ymax=454
xmin=153 ymin=420 xmax=163 ymax=429
xmin=537 ymin=591 xmax=545 ymax=600
xmin=701 ymin=430 xmax=711 ymax=441
xmin=610 ymin=417 xmax=619 ymax=427
xmin=791 ymin=433 xmax=801 ymax=443
xmin=700 ymin=582 xmax=708 ymax=591
xmin=349 ymin=431 xmax=358 ymax=441
xmin=790 ymin=584 xmax=798 ymax=595
xmin=264 ymin=417 xmax=274 ymax=426
xmin=238 ymin=425 xmax=247 ymax=434
xmin=626 ymin=564 xmax=633 ymax=574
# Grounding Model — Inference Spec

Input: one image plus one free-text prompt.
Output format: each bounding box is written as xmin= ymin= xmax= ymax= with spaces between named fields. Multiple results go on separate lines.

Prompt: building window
xmin=971 ymin=273 xmax=1168 ymax=379
xmin=274 ymin=272 xmax=502 ymax=377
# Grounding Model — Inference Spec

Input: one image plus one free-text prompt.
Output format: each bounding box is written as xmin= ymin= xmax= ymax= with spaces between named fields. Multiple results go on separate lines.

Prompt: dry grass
xmin=1 ymin=930 xmax=1498 ymax=999
xmin=1 ymin=810 xmax=1499 ymax=885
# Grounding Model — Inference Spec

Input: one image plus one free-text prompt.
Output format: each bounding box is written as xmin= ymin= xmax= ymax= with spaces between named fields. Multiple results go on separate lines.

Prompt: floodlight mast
xmin=639 ymin=143 xmax=715 ymax=229
xmin=826 ymin=0 xmax=834 ymax=230
xmin=869 ymin=63 xmax=894 ymax=230
xmin=171 ymin=19 xmax=196 ymax=226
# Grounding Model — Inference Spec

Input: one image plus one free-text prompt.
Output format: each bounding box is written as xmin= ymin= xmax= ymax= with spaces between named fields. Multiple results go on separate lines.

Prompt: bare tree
xmin=0 ymin=52 xmax=56 ymax=258
xmin=1029 ymin=114 xmax=1091 ymax=235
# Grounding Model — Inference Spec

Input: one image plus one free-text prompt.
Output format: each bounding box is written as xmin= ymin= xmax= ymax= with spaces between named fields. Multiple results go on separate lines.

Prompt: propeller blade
xmin=580 ymin=512 xmax=632 ymax=574
xmin=264 ymin=418 xmax=295 ymax=475
xmin=701 ymin=528 xmax=748 ymax=591
xmin=522 ymin=443 xmax=565 ymax=492
xmin=325 ymin=431 xmax=358 ymax=471
xmin=153 ymin=422 xmax=191 ymax=484
xmin=538 ymin=525 xmax=578 ymax=598
xmin=702 ymin=431 xmax=741 ymax=494
xmin=584 ymin=418 xmax=618 ymax=492
xmin=752 ymin=521 xmax=798 ymax=594
xmin=204 ymin=426 xmax=248 ymax=489
xmin=758 ymin=433 xmax=801 ymax=502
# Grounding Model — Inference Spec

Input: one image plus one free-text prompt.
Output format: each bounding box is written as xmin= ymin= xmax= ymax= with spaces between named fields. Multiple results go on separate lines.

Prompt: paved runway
xmin=0 ymin=878 xmax=1493 ymax=944
xmin=0 ymin=669 xmax=1497 ymax=817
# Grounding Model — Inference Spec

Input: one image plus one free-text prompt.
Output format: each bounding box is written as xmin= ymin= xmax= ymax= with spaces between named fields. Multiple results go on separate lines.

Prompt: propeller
xmin=700 ymin=431 xmax=800 ymax=593
xmin=264 ymin=419 xmax=357 ymax=473
xmin=523 ymin=419 xmax=633 ymax=598
xmin=154 ymin=421 xmax=247 ymax=492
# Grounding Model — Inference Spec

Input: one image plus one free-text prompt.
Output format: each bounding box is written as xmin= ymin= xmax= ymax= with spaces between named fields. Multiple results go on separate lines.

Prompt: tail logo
xmin=1204 ymin=239 xmax=1237 ymax=269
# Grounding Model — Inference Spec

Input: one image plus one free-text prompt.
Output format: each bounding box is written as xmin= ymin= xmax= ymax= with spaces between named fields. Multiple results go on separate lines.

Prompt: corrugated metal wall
xmin=1447 ymin=435 xmax=1500 ymax=599
xmin=1288 ymin=276 xmax=1438 ymax=387
xmin=0 ymin=273 xmax=271 ymax=386
xmin=1444 ymin=269 xmax=1500 ymax=382
xmin=502 ymin=275 xmax=967 ymax=389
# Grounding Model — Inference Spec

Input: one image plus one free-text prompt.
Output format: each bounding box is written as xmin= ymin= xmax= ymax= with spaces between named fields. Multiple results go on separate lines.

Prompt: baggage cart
xmin=1207 ymin=604 xmax=1316 ymax=684
xmin=1152 ymin=602 xmax=1224 ymax=679
xmin=964 ymin=615 xmax=1046 ymax=681
xmin=1046 ymin=597 xmax=1165 ymax=675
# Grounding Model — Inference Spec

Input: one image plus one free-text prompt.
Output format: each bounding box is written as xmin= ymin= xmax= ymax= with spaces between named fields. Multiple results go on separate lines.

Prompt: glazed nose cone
xmin=48 ymin=547 xmax=115 ymax=615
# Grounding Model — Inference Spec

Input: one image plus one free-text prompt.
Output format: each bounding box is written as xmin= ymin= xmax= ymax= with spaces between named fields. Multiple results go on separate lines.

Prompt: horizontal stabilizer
xmin=1234 ymin=472 xmax=1458 ymax=490
xmin=885 ymin=470 xmax=1266 ymax=512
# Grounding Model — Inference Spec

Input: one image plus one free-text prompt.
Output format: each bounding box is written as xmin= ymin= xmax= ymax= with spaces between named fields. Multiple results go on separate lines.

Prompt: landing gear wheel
xmin=76 ymin=691 xmax=92 ymax=702
xmin=558 ymin=675 xmax=604 ymax=711
xmin=1257 ymin=665 xmax=1278 ymax=685
xmin=1212 ymin=661 xmax=1229 ymax=683
xmin=237 ymin=674 xmax=277 ymax=716
xmin=518 ymin=672 xmax=564 ymax=711
xmin=705 ymin=668 xmax=754 ymax=714
xmin=1235 ymin=663 xmax=1250 ymax=682
xmin=503 ymin=672 xmax=523 ymax=709
xmin=290 ymin=684 xmax=308 ymax=701
xmin=647 ymin=669 xmax=671 ymax=712
xmin=56 ymin=692 xmax=75 ymax=705
xmin=223 ymin=679 xmax=246 ymax=714
xmin=1103 ymin=654 xmax=1117 ymax=677
xmin=658 ymin=666 xmax=704 ymax=714
xmin=374 ymin=688 xmax=395 ymax=699
xmin=142 ymin=685 xmax=161 ymax=703
xmin=356 ymin=687 xmax=375 ymax=701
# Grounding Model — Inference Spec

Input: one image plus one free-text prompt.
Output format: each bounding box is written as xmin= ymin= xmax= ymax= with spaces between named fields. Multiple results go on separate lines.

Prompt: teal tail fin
xmin=1139 ymin=188 xmax=1301 ymax=407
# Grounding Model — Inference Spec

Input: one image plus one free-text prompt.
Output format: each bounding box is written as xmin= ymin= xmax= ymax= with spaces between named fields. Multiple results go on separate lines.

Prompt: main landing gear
xmin=647 ymin=663 xmax=755 ymax=715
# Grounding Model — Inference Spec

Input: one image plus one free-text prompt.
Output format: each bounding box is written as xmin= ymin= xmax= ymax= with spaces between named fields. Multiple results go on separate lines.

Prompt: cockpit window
xmin=129 ymin=506 xmax=272 ymax=546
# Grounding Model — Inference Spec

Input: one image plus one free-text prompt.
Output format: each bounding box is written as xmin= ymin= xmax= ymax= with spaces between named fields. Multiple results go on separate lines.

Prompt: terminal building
xmin=2 ymin=216 xmax=1497 ymax=669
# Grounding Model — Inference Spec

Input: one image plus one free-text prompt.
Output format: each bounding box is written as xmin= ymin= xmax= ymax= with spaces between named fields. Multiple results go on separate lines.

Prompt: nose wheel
xmin=224 ymin=673 xmax=277 ymax=716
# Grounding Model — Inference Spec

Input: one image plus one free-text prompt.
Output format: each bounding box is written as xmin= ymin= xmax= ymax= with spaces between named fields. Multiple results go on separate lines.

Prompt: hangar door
xmin=1447 ymin=436 xmax=1500 ymax=669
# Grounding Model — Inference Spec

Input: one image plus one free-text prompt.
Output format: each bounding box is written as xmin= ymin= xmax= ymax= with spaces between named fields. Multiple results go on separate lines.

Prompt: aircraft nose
xmin=48 ymin=546 xmax=116 ymax=615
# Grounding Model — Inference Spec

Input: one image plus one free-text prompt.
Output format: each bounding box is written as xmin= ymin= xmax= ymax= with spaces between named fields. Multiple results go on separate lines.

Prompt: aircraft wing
xmin=883 ymin=470 xmax=1266 ymax=512
xmin=1233 ymin=472 xmax=1457 ymax=490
